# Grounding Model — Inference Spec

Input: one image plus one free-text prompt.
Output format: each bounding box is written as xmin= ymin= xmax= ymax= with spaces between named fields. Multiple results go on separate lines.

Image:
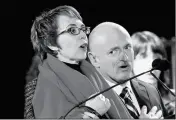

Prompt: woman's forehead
xmin=56 ymin=15 xmax=84 ymax=30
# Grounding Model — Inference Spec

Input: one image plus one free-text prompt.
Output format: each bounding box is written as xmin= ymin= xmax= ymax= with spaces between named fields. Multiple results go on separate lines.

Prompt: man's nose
xmin=120 ymin=50 xmax=128 ymax=61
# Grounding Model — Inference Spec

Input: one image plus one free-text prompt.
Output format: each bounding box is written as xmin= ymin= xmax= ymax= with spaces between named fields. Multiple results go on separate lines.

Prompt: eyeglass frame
xmin=57 ymin=26 xmax=91 ymax=36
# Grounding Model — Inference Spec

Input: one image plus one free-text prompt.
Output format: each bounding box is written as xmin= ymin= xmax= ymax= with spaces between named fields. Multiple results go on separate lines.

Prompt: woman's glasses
xmin=58 ymin=26 xmax=91 ymax=36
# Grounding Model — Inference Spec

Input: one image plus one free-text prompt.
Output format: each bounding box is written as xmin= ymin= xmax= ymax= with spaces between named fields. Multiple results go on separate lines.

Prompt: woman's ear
xmin=48 ymin=45 xmax=61 ymax=55
xmin=88 ymin=52 xmax=100 ymax=68
xmin=48 ymin=45 xmax=59 ymax=51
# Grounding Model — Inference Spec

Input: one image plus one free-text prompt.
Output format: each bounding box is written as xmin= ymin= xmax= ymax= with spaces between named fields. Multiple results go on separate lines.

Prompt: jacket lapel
xmin=103 ymin=80 xmax=132 ymax=119
xmin=131 ymin=79 xmax=152 ymax=111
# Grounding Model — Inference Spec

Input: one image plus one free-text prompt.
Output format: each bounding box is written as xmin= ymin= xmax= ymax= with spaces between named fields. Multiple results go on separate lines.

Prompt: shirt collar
xmin=105 ymin=78 xmax=133 ymax=95
xmin=96 ymin=69 xmax=133 ymax=95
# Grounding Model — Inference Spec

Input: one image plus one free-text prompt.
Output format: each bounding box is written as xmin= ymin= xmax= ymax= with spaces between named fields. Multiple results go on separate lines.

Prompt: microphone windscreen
xmin=152 ymin=59 xmax=170 ymax=71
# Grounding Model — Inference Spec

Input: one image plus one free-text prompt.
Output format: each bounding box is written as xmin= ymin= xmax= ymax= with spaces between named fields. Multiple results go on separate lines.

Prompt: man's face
xmin=95 ymin=29 xmax=134 ymax=82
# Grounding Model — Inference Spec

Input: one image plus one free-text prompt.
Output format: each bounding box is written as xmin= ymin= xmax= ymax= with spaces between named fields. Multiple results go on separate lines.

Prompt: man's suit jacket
xmin=84 ymin=58 xmax=169 ymax=118
xmin=85 ymin=60 xmax=169 ymax=118
xmin=32 ymin=54 xmax=132 ymax=119
xmin=130 ymin=79 xmax=169 ymax=118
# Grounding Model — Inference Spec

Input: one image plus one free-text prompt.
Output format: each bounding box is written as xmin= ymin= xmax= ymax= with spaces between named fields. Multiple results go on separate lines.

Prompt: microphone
xmin=152 ymin=58 xmax=170 ymax=71
xmin=150 ymin=58 xmax=175 ymax=97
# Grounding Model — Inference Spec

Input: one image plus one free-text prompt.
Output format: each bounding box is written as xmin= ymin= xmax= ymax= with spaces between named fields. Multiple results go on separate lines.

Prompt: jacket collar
xmin=45 ymin=54 xmax=97 ymax=104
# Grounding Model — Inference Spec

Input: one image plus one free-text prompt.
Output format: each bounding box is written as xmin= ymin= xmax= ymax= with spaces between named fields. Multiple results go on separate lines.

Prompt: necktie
xmin=120 ymin=87 xmax=140 ymax=119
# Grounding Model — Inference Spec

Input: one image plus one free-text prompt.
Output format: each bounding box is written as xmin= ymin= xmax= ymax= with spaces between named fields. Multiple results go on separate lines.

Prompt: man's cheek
xmin=129 ymin=50 xmax=134 ymax=61
xmin=111 ymin=62 xmax=118 ymax=73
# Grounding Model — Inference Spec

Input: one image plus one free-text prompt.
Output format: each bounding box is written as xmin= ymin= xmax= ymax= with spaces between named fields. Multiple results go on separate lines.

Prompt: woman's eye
xmin=70 ymin=28 xmax=78 ymax=34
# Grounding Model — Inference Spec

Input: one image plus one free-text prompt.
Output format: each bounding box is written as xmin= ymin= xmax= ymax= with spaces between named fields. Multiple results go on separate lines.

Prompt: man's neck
xmin=57 ymin=53 xmax=79 ymax=64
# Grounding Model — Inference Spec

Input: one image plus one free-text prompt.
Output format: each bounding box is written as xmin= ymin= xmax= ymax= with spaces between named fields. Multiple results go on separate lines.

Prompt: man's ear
xmin=88 ymin=51 xmax=100 ymax=68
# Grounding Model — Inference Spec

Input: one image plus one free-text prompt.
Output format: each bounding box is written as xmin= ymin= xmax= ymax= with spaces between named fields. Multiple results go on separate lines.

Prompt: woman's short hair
xmin=31 ymin=5 xmax=82 ymax=60
xmin=131 ymin=31 xmax=167 ymax=59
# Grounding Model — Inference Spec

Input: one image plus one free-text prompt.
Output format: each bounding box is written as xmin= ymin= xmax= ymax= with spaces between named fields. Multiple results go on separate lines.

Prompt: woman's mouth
xmin=79 ymin=43 xmax=88 ymax=50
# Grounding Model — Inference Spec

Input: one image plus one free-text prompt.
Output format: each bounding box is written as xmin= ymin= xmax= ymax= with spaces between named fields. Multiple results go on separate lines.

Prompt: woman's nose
xmin=80 ymin=31 xmax=87 ymax=41
xmin=80 ymin=35 xmax=87 ymax=40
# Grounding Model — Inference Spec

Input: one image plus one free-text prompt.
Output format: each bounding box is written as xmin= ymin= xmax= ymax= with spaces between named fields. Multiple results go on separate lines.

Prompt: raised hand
xmin=139 ymin=106 xmax=163 ymax=119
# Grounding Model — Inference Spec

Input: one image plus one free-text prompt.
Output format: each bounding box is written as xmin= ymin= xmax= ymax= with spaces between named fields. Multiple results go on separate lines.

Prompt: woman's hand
xmin=85 ymin=94 xmax=111 ymax=116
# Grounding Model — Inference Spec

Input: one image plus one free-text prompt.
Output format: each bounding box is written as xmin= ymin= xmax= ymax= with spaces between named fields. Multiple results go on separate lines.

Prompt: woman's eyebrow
xmin=66 ymin=24 xmax=77 ymax=28
xmin=66 ymin=24 xmax=85 ymax=28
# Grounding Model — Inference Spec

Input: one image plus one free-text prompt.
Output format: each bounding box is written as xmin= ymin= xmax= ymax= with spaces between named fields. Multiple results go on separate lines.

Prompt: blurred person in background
xmin=25 ymin=53 xmax=41 ymax=83
xmin=131 ymin=31 xmax=175 ymax=115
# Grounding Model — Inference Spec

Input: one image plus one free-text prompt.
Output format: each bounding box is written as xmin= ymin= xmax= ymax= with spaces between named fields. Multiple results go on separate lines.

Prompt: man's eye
xmin=125 ymin=45 xmax=132 ymax=49
xmin=109 ymin=50 xmax=117 ymax=54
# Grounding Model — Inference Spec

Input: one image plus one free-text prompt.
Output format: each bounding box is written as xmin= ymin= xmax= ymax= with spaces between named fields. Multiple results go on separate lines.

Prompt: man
xmin=88 ymin=22 xmax=169 ymax=119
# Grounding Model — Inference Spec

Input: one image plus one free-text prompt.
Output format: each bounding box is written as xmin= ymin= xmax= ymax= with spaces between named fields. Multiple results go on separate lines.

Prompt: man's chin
xmin=117 ymin=74 xmax=131 ymax=83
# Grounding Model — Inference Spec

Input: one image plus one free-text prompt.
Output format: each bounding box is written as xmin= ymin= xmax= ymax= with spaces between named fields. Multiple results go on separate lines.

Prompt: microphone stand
xmin=150 ymin=72 xmax=176 ymax=97
xmin=61 ymin=68 xmax=156 ymax=119
xmin=150 ymin=72 xmax=175 ymax=119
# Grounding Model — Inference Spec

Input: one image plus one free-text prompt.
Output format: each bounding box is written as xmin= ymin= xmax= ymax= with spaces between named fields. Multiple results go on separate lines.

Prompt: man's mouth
xmin=119 ymin=64 xmax=130 ymax=71
xmin=120 ymin=65 xmax=128 ymax=68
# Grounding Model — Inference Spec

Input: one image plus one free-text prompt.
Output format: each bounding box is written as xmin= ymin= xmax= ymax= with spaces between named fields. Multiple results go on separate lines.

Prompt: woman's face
xmin=56 ymin=15 xmax=89 ymax=61
xmin=133 ymin=46 xmax=163 ymax=86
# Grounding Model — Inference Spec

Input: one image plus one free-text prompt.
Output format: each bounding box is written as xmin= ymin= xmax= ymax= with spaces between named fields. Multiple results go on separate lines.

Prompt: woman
xmin=29 ymin=5 xmax=111 ymax=119
xmin=131 ymin=31 xmax=175 ymax=115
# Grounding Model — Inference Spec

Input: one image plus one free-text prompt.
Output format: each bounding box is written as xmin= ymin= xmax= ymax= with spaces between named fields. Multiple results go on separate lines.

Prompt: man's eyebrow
xmin=125 ymin=43 xmax=130 ymax=46
xmin=109 ymin=46 xmax=120 ymax=52
xmin=124 ymin=43 xmax=132 ymax=48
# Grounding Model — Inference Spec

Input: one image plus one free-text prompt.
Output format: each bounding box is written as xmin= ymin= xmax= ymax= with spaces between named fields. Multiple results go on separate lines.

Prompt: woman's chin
xmin=74 ymin=55 xmax=87 ymax=61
